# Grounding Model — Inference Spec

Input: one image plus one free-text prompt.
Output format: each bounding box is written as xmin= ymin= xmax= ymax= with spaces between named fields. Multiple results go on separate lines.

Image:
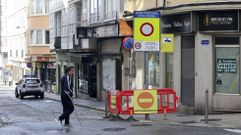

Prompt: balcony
xmin=89 ymin=11 xmax=119 ymax=25
xmin=54 ymin=36 xmax=61 ymax=49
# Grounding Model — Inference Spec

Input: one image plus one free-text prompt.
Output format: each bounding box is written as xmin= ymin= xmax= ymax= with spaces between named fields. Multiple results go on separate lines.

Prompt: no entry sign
xmin=134 ymin=11 xmax=160 ymax=52
xmin=134 ymin=90 xmax=158 ymax=114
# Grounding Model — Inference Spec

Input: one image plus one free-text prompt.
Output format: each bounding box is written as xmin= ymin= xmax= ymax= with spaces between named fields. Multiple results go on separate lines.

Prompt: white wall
xmin=173 ymin=35 xmax=181 ymax=98
xmin=195 ymin=32 xmax=213 ymax=113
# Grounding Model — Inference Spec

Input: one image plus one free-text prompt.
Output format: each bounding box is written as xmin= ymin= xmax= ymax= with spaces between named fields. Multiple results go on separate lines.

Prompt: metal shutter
xmin=181 ymin=35 xmax=195 ymax=108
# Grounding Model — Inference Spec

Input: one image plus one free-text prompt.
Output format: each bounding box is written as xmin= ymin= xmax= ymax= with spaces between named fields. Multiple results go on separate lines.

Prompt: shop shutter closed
xmin=181 ymin=35 xmax=195 ymax=108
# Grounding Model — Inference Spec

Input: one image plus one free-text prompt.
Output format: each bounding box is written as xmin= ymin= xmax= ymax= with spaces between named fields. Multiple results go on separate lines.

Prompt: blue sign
xmin=123 ymin=37 xmax=134 ymax=49
xmin=134 ymin=11 xmax=160 ymax=18
xmin=201 ymin=40 xmax=209 ymax=46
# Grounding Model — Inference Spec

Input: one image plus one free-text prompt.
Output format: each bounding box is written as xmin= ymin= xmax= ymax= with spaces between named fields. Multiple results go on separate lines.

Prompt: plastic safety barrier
xmin=107 ymin=88 xmax=179 ymax=115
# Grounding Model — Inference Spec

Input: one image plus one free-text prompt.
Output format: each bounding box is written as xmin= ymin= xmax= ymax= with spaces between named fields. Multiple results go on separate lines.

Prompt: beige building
xmin=124 ymin=0 xmax=241 ymax=114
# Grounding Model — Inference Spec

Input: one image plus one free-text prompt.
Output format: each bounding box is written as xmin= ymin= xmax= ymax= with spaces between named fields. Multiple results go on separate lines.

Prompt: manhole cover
xmin=131 ymin=123 xmax=153 ymax=127
xmin=102 ymin=128 xmax=126 ymax=132
xmin=180 ymin=121 xmax=197 ymax=124
xmin=200 ymin=118 xmax=222 ymax=122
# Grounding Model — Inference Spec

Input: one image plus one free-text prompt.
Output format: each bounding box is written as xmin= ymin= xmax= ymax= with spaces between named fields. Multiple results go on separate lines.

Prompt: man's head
xmin=65 ymin=66 xmax=74 ymax=76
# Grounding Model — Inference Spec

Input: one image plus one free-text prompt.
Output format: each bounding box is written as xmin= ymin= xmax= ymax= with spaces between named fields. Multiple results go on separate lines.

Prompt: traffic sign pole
xmin=144 ymin=52 xmax=150 ymax=120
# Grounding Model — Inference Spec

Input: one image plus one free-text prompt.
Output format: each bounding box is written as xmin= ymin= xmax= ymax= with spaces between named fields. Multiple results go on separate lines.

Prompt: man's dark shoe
xmin=64 ymin=124 xmax=73 ymax=128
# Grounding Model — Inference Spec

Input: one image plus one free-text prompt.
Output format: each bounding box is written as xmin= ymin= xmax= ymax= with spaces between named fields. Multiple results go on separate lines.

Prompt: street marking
xmin=44 ymin=100 xmax=54 ymax=103
xmin=224 ymin=128 xmax=241 ymax=133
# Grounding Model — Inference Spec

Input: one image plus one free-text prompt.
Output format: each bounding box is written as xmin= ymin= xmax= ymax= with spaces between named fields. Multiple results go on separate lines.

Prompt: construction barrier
xmin=107 ymin=88 xmax=179 ymax=116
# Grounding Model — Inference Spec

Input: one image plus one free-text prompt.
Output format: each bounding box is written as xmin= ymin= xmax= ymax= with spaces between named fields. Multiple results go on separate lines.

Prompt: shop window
xmin=165 ymin=53 xmax=173 ymax=88
xmin=147 ymin=52 xmax=160 ymax=86
xmin=215 ymin=37 xmax=240 ymax=94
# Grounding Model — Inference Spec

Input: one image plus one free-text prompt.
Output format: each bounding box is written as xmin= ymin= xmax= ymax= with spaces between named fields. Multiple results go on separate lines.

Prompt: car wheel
xmin=20 ymin=93 xmax=24 ymax=99
xmin=15 ymin=89 xmax=19 ymax=98
xmin=40 ymin=93 xmax=44 ymax=99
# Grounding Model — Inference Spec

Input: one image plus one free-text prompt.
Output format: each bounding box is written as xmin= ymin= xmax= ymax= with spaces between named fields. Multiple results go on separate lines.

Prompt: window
xmin=45 ymin=30 xmax=50 ymax=44
xmin=30 ymin=30 xmax=50 ymax=44
xmin=21 ymin=50 xmax=24 ymax=58
xmin=104 ymin=0 xmax=119 ymax=20
xmin=30 ymin=0 xmax=49 ymax=15
xmin=147 ymin=52 xmax=160 ymax=86
xmin=215 ymin=37 xmax=240 ymax=94
xmin=25 ymin=79 xmax=40 ymax=84
xmin=90 ymin=0 xmax=99 ymax=23
xmin=16 ymin=50 xmax=18 ymax=57
xmin=36 ymin=30 xmax=43 ymax=44
xmin=165 ymin=53 xmax=173 ymax=88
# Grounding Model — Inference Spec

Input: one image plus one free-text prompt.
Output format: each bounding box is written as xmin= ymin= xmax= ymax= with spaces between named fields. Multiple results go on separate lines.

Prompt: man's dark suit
xmin=59 ymin=75 xmax=74 ymax=125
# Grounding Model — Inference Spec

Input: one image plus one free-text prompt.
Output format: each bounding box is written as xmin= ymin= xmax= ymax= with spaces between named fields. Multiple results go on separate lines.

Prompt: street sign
xmin=161 ymin=34 xmax=174 ymax=52
xmin=134 ymin=90 xmax=158 ymax=114
xmin=134 ymin=11 xmax=160 ymax=51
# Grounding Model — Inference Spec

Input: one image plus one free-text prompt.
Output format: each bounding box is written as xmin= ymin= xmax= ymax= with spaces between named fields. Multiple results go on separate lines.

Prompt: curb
xmin=45 ymin=95 xmax=105 ymax=112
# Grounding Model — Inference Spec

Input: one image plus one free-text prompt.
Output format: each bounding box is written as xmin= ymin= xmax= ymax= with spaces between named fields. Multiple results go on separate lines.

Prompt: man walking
xmin=55 ymin=66 xmax=74 ymax=127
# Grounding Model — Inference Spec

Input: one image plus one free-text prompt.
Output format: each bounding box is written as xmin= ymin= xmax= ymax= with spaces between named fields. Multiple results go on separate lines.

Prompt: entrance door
xmin=88 ymin=64 xmax=97 ymax=98
xmin=181 ymin=35 xmax=195 ymax=108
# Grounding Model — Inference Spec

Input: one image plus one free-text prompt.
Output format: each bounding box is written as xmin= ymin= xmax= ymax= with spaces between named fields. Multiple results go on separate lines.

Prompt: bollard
xmin=105 ymin=90 xmax=108 ymax=117
xmin=205 ymin=89 xmax=208 ymax=123
xmin=164 ymin=108 xmax=167 ymax=120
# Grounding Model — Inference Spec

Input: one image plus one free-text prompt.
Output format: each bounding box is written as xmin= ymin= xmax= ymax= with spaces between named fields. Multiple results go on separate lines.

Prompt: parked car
xmin=15 ymin=77 xmax=44 ymax=99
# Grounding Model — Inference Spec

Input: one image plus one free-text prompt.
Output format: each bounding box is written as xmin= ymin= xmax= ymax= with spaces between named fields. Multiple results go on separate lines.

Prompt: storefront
xmin=161 ymin=10 xmax=241 ymax=114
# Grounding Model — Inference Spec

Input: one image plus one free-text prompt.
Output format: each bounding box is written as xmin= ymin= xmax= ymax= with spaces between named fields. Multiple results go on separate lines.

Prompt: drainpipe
xmin=97 ymin=39 xmax=102 ymax=101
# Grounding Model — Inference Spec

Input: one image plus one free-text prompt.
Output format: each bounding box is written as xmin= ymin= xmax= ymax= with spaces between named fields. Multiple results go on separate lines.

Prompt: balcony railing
xmin=88 ymin=11 xmax=119 ymax=25
xmin=54 ymin=36 xmax=61 ymax=49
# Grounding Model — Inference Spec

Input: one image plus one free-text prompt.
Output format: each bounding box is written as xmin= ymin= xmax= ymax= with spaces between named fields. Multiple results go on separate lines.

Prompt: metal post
xmin=105 ymin=90 xmax=108 ymax=117
xmin=144 ymin=52 xmax=150 ymax=120
xmin=205 ymin=89 xmax=208 ymax=123
xmin=129 ymin=50 xmax=132 ymax=89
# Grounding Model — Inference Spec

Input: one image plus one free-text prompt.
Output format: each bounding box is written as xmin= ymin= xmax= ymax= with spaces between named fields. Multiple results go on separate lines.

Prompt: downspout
xmin=97 ymin=39 xmax=102 ymax=101
xmin=163 ymin=0 xmax=166 ymax=8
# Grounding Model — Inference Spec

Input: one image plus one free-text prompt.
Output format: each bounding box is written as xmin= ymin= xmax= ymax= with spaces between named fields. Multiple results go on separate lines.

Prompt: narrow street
xmin=0 ymin=84 xmax=238 ymax=135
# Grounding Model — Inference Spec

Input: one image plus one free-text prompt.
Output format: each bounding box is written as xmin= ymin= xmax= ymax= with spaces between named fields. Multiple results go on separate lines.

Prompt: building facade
xmin=50 ymin=0 xmax=126 ymax=100
xmin=50 ymin=0 xmax=241 ymax=114
xmin=124 ymin=0 xmax=241 ymax=114
xmin=28 ymin=0 xmax=56 ymax=84
xmin=0 ymin=0 xmax=8 ymax=83
xmin=6 ymin=0 xmax=29 ymax=82
xmin=5 ymin=0 xmax=55 ymax=84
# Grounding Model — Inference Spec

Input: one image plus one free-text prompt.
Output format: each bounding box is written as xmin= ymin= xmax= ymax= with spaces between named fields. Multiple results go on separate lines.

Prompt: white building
xmin=5 ymin=0 xmax=28 ymax=81
xmin=50 ymin=0 xmax=124 ymax=100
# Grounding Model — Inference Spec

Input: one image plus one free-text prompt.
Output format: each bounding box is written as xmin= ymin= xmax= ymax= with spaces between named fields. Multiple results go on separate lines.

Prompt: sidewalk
xmin=44 ymin=92 xmax=105 ymax=111
xmin=45 ymin=92 xmax=241 ymax=129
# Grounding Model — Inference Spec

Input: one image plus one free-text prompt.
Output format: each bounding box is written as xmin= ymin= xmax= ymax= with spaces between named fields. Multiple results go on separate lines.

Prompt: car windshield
xmin=25 ymin=79 xmax=40 ymax=84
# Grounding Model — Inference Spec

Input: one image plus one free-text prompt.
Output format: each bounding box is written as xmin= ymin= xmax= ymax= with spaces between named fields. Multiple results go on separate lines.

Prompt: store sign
xmin=199 ymin=11 xmax=239 ymax=32
xmin=134 ymin=11 xmax=160 ymax=51
xmin=217 ymin=59 xmax=236 ymax=73
xmin=161 ymin=13 xmax=192 ymax=33
xmin=37 ymin=57 xmax=49 ymax=62
xmin=161 ymin=34 xmax=174 ymax=52
xmin=87 ymin=24 xmax=118 ymax=38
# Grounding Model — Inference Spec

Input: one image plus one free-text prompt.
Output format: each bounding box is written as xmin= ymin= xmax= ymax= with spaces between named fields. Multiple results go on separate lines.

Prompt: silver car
xmin=15 ymin=78 xmax=44 ymax=99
